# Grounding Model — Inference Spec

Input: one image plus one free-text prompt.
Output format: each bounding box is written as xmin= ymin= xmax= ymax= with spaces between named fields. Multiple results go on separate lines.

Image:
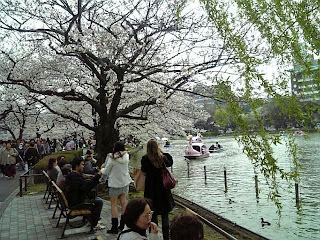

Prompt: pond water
xmin=131 ymin=134 xmax=320 ymax=240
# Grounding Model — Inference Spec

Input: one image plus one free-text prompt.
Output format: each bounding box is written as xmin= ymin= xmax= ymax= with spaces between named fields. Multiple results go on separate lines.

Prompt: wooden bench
xmin=42 ymin=170 xmax=56 ymax=210
xmin=51 ymin=181 xmax=94 ymax=238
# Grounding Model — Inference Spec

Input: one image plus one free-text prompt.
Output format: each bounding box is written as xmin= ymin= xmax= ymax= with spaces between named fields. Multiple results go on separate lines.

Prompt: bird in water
xmin=261 ymin=218 xmax=271 ymax=226
xmin=229 ymin=198 xmax=235 ymax=204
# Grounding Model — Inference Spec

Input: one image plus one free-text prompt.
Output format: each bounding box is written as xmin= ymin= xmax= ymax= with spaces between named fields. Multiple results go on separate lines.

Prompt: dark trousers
xmin=5 ymin=164 xmax=16 ymax=177
xmin=88 ymin=197 xmax=103 ymax=227
xmin=151 ymin=212 xmax=169 ymax=240
xmin=0 ymin=164 xmax=5 ymax=175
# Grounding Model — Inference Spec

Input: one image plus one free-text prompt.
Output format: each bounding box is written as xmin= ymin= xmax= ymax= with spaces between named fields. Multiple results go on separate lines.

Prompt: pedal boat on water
xmin=209 ymin=146 xmax=224 ymax=153
xmin=184 ymin=135 xmax=210 ymax=159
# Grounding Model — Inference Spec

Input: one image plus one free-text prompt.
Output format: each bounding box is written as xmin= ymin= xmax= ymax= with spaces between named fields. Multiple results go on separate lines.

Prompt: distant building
xmin=291 ymin=59 xmax=320 ymax=103
xmin=194 ymin=97 xmax=216 ymax=114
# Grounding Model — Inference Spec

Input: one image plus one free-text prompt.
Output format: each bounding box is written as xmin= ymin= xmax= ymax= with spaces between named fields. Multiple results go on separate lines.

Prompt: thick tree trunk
xmin=19 ymin=128 xmax=24 ymax=140
xmin=95 ymin=121 xmax=119 ymax=165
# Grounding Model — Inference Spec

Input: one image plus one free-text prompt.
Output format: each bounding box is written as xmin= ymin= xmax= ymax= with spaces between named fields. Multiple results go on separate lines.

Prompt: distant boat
xmin=209 ymin=142 xmax=224 ymax=153
xmin=164 ymin=140 xmax=171 ymax=148
xmin=293 ymin=130 xmax=306 ymax=137
xmin=184 ymin=135 xmax=210 ymax=159
xmin=209 ymin=145 xmax=224 ymax=153
xmin=279 ymin=131 xmax=287 ymax=136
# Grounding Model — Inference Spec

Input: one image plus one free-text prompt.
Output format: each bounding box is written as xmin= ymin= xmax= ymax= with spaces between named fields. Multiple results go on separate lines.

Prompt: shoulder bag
xmin=162 ymin=162 xmax=177 ymax=190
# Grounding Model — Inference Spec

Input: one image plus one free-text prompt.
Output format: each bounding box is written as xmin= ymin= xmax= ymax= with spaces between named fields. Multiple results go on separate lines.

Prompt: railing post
xmin=187 ymin=162 xmax=190 ymax=177
xmin=29 ymin=164 xmax=34 ymax=186
xmin=25 ymin=176 xmax=28 ymax=192
xmin=204 ymin=166 xmax=207 ymax=184
xmin=224 ymin=167 xmax=227 ymax=192
xmin=19 ymin=178 xmax=23 ymax=197
xmin=254 ymin=175 xmax=259 ymax=198
xmin=295 ymin=182 xmax=300 ymax=206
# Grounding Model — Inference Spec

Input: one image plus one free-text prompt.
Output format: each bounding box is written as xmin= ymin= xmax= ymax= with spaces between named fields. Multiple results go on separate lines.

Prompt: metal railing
xmin=19 ymin=166 xmax=43 ymax=197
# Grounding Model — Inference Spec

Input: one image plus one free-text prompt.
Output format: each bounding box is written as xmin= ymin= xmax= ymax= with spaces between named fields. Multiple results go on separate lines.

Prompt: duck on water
xmin=261 ymin=218 xmax=271 ymax=227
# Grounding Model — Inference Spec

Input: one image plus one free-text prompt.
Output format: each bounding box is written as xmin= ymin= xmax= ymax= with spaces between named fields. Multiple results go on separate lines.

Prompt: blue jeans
xmin=151 ymin=212 xmax=169 ymax=240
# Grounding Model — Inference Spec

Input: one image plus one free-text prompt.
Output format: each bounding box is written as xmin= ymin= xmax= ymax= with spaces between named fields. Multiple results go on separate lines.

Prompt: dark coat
xmin=47 ymin=167 xmax=59 ymax=182
xmin=141 ymin=153 xmax=175 ymax=215
xmin=83 ymin=160 xmax=97 ymax=174
xmin=65 ymin=172 xmax=101 ymax=207
xmin=24 ymin=147 xmax=40 ymax=166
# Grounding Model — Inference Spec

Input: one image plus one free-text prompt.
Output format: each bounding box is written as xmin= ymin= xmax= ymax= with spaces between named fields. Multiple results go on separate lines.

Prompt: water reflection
xmin=130 ymin=134 xmax=320 ymax=240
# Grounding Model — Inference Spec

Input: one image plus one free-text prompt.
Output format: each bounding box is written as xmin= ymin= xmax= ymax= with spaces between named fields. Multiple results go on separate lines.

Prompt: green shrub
xmin=202 ymin=131 xmax=219 ymax=137
xmin=33 ymin=150 xmax=82 ymax=183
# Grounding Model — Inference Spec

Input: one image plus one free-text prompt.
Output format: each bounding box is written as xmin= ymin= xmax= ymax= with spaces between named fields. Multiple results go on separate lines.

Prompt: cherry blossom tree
xmin=0 ymin=85 xmax=58 ymax=140
xmin=0 ymin=0 xmax=234 ymax=161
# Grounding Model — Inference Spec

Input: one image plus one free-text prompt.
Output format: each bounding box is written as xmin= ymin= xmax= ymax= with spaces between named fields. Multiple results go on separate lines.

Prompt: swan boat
xmin=184 ymin=135 xmax=210 ymax=159
xmin=293 ymin=130 xmax=306 ymax=136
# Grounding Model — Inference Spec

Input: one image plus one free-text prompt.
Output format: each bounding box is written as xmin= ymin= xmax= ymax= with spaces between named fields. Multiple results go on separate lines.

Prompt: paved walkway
xmin=0 ymin=171 xmax=25 ymax=203
xmin=0 ymin=193 xmax=157 ymax=240
xmin=0 ymin=171 xmax=26 ymax=220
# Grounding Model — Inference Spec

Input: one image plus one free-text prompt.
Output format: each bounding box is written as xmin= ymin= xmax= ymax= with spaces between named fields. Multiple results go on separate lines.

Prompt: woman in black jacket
xmin=141 ymin=139 xmax=175 ymax=240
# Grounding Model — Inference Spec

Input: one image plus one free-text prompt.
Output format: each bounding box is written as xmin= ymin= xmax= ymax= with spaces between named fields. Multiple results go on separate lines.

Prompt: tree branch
xmin=117 ymin=98 xmax=157 ymax=118
xmin=33 ymin=97 xmax=95 ymax=131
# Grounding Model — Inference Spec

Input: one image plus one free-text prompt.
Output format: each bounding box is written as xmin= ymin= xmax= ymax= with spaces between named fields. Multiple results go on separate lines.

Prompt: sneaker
xmin=94 ymin=224 xmax=106 ymax=231
xmin=88 ymin=224 xmax=106 ymax=234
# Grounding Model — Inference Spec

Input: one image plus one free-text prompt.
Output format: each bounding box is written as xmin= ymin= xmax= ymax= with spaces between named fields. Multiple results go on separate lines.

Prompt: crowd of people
xmin=2 ymin=136 xmax=205 ymax=239
xmin=0 ymin=137 xmax=96 ymax=179
xmin=64 ymin=139 xmax=204 ymax=239
xmin=0 ymin=139 xmax=41 ymax=179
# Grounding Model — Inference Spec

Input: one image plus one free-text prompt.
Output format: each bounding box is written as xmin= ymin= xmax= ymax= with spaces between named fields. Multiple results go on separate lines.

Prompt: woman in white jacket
xmin=118 ymin=198 xmax=160 ymax=240
xmin=101 ymin=141 xmax=132 ymax=234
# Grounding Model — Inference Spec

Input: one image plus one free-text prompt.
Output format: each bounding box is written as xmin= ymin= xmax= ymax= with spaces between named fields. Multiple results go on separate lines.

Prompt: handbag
xmin=133 ymin=168 xmax=145 ymax=191
xmin=162 ymin=162 xmax=177 ymax=190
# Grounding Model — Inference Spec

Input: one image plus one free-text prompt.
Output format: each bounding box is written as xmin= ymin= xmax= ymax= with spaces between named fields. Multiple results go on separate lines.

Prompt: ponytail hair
xmin=112 ymin=141 xmax=125 ymax=158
